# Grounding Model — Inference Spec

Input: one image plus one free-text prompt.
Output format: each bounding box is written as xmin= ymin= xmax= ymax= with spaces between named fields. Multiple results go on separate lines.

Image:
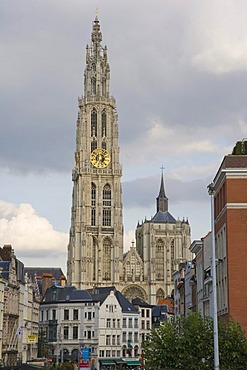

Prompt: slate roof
xmin=132 ymin=297 xmax=152 ymax=308
xmin=42 ymin=285 xmax=93 ymax=304
xmin=24 ymin=267 xmax=66 ymax=280
xmin=151 ymin=210 xmax=176 ymax=223
xmin=152 ymin=304 xmax=171 ymax=316
xmin=90 ymin=286 xmax=138 ymax=313
xmin=115 ymin=291 xmax=138 ymax=313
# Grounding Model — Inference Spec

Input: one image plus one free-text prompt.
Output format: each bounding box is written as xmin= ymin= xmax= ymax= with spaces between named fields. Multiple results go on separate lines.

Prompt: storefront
xmin=99 ymin=358 xmax=140 ymax=370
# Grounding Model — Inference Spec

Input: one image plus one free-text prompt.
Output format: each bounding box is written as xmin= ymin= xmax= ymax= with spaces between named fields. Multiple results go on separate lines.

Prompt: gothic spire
xmin=156 ymin=169 xmax=168 ymax=212
xmin=84 ymin=16 xmax=110 ymax=98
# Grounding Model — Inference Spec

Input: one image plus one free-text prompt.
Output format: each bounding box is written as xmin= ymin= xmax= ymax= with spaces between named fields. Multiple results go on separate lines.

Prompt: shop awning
xmin=124 ymin=360 xmax=141 ymax=366
xmin=100 ymin=359 xmax=116 ymax=365
xmin=114 ymin=358 xmax=125 ymax=364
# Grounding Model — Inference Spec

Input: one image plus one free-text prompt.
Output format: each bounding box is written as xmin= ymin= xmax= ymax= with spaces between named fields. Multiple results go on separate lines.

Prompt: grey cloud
xmin=1 ymin=1 xmax=247 ymax=175
xmin=122 ymin=175 xmax=209 ymax=209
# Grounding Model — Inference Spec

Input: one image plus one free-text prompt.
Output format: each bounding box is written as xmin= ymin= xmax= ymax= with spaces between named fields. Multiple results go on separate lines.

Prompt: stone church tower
xmin=67 ymin=16 xmax=124 ymax=289
xmin=133 ymin=172 xmax=191 ymax=302
xmin=67 ymin=17 xmax=191 ymax=304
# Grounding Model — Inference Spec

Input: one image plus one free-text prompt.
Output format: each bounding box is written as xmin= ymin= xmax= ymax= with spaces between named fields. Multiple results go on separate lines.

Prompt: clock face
xmin=90 ymin=148 xmax=110 ymax=168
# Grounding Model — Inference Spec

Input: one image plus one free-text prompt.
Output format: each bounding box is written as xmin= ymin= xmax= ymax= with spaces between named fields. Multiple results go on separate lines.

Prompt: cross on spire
xmin=160 ymin=165 xmax=165 ymax=174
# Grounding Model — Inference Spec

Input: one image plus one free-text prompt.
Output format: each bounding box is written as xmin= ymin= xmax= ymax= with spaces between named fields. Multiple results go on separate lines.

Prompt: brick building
xmin=213 ymin=140 xmax=247 ymax=333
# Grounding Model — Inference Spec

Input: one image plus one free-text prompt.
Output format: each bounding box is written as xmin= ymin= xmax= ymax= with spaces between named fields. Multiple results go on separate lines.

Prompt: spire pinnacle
xmin=156 ymin=168 xmax=168 ymax=212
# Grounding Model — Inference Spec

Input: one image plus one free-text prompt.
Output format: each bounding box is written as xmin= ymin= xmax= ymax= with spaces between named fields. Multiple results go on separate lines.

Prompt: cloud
xmin=192 ymin=43 xmax=247 ymax=75
xmin=123 ymin=174 xmax=209 ymax=210
xmin=0 ymin=201 xmax=68 ymax=257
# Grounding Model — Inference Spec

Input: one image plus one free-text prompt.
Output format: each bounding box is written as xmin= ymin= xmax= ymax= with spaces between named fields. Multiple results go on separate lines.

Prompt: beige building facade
xmin=0 ymin=245 xmax=40 ymax=366
xmin=67 ymin=17 xmax=191 ymax=305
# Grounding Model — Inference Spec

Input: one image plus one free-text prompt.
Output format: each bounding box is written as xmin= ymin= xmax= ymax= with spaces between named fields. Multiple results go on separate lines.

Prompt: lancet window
xmin=102 ymin=111 xmax=107 ymax=136
xmin=91 ymin=109 xmax=97 ymax=137
xmin=91 ymin=140 xmax=97 ymax=152
xmin=91 ymin=77 xmax=96 ymax=95
xmin=91 ymin=183 xmax=96 ymax=226
xmin=156 ymin=238 xmax=164 ymax=281
xmin=102 ymin=238 xmax=111 ymax=280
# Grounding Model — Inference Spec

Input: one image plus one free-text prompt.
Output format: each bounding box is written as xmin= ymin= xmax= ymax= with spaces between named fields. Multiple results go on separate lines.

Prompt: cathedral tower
xmin=135 ymin=173 xmax=191 ymax=302
xmin=67 ymin=17 xmax=124 ymax=289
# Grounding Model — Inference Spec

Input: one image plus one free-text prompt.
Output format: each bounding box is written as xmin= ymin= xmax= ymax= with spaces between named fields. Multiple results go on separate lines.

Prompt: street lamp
xmin=208 ymin=183 xmax=219 ymax=370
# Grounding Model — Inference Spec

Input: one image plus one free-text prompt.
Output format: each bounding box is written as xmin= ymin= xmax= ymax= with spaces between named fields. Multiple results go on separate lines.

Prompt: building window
xmin=91 ymin=183 xmax=96 ymax=207
xmin=102 ymin=78 xmax=106 ymax=96
xmin=134 ymin=318 xmax=138 ymax=328
xmin=91 ymin=140 xmax=97 ymax=152
xmin=112 ymin=335 xmax=116 ymax=345
xmin=123 ymin=318 xmax=127 ymax=328
xmin=134 ymin=332 xmax=138 ymax=343
xmin=64 ymin=309 xmax=69 ymax=320
xmin=106 ymin=335 xmax=111 ymax=345
xmin=88 ymin=312 xmax=92 ymax=320
xmin=102 ymin=111 xmax=107 ymax=136
xmin=128 ymin=318 xmax=133 ymax=328
xmin=91 ymin=78 xmax=96 ymax=95
xmin=103 ymin=238 xmax=111 ymax=280
xmin=52 ymin=310 xmax=56 ymax=320
xmin=103 ymin=184 xmax=111 ymax=226
xmin=141 ymin=309 xmax=145 ymax=318
xmin=87 ymin=331 xmax=91 ymax=339
xmin=106 ymin=319 xmax=111 ymax=328
xmin=64 ymin=326 xmax=69 ymax=340
xmin=106 ymin=350 xmax=111 ymax=358
xmin=122 ymin=332 xmax=127 ymax=342
xmin=73 ymin=309 xmax=78 ymax=320
xmin=48 ymin=325 xmax=57 ymax=342
xmin=103 ymin=209 xmax=111 ymax=226
xmin=73 ymin=326 xmax=78 ymax=340
xmin=91 ymin=109 xmax=97 ymax=136
xmin=146 ymin=310 xmax=150 ymax=318
xmin=99 ymin=350 xmax=104 ymax=357
xmin=103 ymin=184 xmax=111 ymax=207
xmin=52 ymin=290 xmax=57 ymax=301
xmin=156 ymin=239 xmax=164 ymax=280
xmin=141 ymin=320 xmax=145 ymax=329
xmin=117 ymin=335 xmax=120 ymax=345
xmin=91 ymin=183 xmax=96 ymax=226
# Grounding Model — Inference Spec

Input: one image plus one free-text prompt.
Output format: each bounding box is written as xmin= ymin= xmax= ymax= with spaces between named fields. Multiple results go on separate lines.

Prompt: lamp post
xmin=208 ymin=183 xmax=219 ymax=370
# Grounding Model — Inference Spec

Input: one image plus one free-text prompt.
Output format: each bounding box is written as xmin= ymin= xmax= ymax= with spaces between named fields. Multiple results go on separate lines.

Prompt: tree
xmin=219 ymin=319 xmax=247 ymax=370
xmin=143 ymin=313 xmax=247 ymax=370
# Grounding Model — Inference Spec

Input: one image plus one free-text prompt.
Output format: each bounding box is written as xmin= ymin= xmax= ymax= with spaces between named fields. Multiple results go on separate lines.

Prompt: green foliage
xmin=232 ymin=140 xmax=247 ymax=155
xmin=143 ymin=313 xmax=247 ymax=370
xmin=218 ymin=319 xmax=247 ymax=370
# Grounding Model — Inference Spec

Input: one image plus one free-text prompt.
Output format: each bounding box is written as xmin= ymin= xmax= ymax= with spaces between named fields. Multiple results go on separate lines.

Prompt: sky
xmin=1 ymin=0 xmax=247 ymax=275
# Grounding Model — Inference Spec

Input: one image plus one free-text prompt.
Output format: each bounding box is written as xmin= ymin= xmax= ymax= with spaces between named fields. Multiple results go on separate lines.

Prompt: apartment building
xmin=212 ymin=141 xmax=247 ymax=333
xmin=0 ymin=245 xmax=40 ymax=366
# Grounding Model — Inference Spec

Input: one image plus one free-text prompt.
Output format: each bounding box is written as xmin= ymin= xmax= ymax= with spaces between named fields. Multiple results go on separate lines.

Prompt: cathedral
xmin=67 ymin=16 xmax=191 ymax=305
